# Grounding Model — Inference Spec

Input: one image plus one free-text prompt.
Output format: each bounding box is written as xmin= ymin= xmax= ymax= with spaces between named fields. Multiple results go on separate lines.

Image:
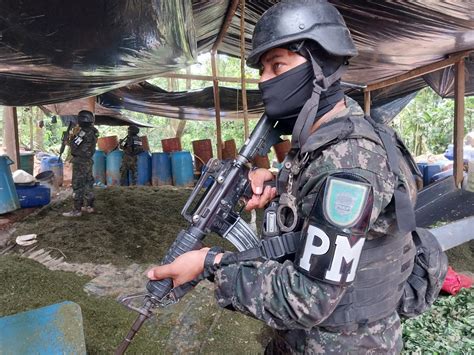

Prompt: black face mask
xmin=259 ymin=60 xmax=344 ymax=135
xmin=79 ymin=122 xmax=92 ymax=128
xmin=259 ymin=61 xmax=314 ymax=122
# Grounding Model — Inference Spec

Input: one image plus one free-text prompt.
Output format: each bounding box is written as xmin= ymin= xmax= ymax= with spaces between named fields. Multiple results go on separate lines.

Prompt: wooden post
xmin=240 ymin=0 xmax=250 ymax=139
xmin=35 ymin=110 xmax=44 ymax=151
xmin=29 ymin=109 xmax=34 ymax=150
xmin=210 ymin=0 xmax=239 ymax=160
xmin=453 ymin=59 xmax=465 ymax=187
xmin=363 ymin=90 xmax=371 ymax=116
xmin=211 ymin=52 xmax=223 ymax=159
xmin=3 ymin=107 xmax=20 ymax=171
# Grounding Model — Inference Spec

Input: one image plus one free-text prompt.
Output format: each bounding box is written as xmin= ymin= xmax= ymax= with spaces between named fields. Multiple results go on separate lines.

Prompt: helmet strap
xmin=291 ymin=49 xmax=347 ymax=149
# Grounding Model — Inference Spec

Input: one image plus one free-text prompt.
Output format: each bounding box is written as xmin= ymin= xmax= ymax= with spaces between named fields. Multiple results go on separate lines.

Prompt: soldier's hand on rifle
xmin=147 ymin=248 xmax=223 ymax=287
xmin=245 ymin=168 xmax=277 ymax=211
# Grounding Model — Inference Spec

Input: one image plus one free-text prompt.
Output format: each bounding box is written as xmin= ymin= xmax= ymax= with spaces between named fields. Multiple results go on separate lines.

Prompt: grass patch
xmin=0 ymin=255 xmax=166 ymax=354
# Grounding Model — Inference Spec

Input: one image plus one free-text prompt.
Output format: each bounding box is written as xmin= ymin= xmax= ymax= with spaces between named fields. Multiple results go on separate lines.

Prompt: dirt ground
xmin=1 ymin=186 xmax=473 ymax=353
xmin=13 ymin=186 xmax=238 ymax=266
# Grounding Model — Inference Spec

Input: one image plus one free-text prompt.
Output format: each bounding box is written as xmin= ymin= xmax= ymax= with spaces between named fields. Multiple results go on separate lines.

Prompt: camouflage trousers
xmin=72 ymin=158 xmax=94 ymax=211
xmin=120 ymin=154 xmax=138 ymax=185
xmin=264 ymin=312 xmax=403 ymax=354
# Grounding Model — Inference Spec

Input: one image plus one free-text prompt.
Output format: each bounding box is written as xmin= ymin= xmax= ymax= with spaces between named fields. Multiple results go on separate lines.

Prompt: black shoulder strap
xmin=364 ymin=116 xmax=416 ymax=235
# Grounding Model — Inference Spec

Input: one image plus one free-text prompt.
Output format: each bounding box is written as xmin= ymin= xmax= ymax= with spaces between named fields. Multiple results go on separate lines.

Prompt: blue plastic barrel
xmin=0 ymin=155 xmax=20 ymax=214
xmin=40 ymin=156 xmax=63 ymax=186
xmin=93 ymin=150 xmax=106 ymax=185
xmin=152 ymin=152 xmax=172 ymax=186
xmin=423 ymin=164 xmax=442 ymax=187
xmin=15 ymin=185 xmax=51 ymax=208
xmin=137 ymin=152 xmax=152 ymax=186
xmin=106 ymin=150 xmax=123 ymax=186
xmin=171 ymin=151 xmax=194 ymax=187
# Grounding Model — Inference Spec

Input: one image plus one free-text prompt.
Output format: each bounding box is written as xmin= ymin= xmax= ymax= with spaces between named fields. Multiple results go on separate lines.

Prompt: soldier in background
xmin=63 ymin=110 xmax=99 ymax=217
xmin=119 ymin=125 xmax=144 ymax=186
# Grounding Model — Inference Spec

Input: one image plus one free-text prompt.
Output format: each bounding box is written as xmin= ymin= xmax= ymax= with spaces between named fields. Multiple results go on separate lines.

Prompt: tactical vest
xmin=71 ymin=127 xmax=98 ymax=160
xmin=123 ymin=135 xmax=143 ymax=156
xmin=274 ymin=113 xmax=419 ymax=330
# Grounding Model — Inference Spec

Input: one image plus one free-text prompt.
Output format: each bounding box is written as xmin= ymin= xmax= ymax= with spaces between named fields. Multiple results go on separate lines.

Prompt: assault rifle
xmin=116 ymin=115 xmax=282 ymax=354
xmin=58 ymin=121 xmax=74 ymax=162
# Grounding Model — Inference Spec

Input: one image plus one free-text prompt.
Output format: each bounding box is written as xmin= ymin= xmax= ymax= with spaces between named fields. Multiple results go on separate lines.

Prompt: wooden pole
xmin=363 ymin=90 xmax=371 ymax=116
xmin=366 ymin=49 xmax=472 ymax=92
xmin=3 ymin=107 xmax=20 ymax=171
xmin=29 ymin=109 xmax=34 ymax=150
xmin=240 ymin=0 xmax=250 ymax=139
xmin=157 ymin=72 xmax=259 ymax=84
xmin=211 ymin=52 xmax=223 ymax=159
xmin=211 ymin=0 xmax=240 ymax=159
xmin=453 ymin=59 xmax=465 ymax=187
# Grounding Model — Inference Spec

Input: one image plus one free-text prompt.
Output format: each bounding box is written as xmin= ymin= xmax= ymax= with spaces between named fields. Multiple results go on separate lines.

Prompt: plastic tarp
xmin=59 ymin=114 xmax=152 ymax=128
xmin=0 ymin=0 xmax=196 ymax=106
xmin=98 ymin=79 xmax=421 ymax=124
xmin=98 ymin=82 xmax=264 ymax=121
xmin=85 ymin=0 xmax=474 ymax=123
xmin=215 ymin=1 xmax=474 ymax=86
xmin=423 ymin=55 xmax=474 ymax=98
xmin=0 ymin=0 xmax=473 ymax=118
xmin=40 ymin=98 xmax=153 ymax=127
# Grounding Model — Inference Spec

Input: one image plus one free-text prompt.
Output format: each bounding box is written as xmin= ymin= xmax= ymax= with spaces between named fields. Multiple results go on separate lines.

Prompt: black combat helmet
xmin=77 ymin=110 xmax=95 ymax=124
xmin=246 ymin=0 xmax=357 ymax=69
xmin=128 ymin=125 xmax=139 ymax=135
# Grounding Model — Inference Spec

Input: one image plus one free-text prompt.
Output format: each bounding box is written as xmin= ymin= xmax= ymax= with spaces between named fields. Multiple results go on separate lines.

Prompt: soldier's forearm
xmin=214 ymin=258 xmax=347 ymax=330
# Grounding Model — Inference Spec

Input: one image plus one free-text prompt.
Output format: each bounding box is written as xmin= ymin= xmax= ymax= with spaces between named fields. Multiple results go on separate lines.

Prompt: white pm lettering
xmin=299 ymin=225 xmax=330 ymax=272
xmin=325 ymin=235 xmax=365 ymax=282
xmin=298 ymin=225 xmax=365 ymax=283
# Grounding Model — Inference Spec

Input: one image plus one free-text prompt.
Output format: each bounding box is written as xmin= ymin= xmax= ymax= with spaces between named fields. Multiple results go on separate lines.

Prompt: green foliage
xmin=392 ymin=88 xmax=474 ymax=155
xmin=402 ymin=287 xmax=474 ymax=353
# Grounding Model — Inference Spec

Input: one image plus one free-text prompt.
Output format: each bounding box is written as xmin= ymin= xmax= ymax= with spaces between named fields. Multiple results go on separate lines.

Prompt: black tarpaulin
xmin=98 ymin=79 xmax=421 ymax=124
xmin=0 ymin=0 xmax=473 ymax=112
xmin=99 ymin=82 xmax=264 ymax=121
xmin=423 ymin=55 xmax=474 ymax=98
xmin=0 ymin=0 xmax=196 ymax=106
xmin=215 ymin=1 xmax=474 ymax=86
xmin=60 ymin=114 xmax=153 ymax=128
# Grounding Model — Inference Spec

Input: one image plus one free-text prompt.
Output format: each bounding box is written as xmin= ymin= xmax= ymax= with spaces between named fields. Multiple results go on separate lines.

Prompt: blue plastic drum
xmin=106 ymin=150 xmax=123 ymax=186
xmin=93 ymin=150 xmax=106 ymax=185
xmin=0 ymin=155 xmax=20 ymax=214
xmin=170 ymin=151 xmax=194 ymax=187
xmin=40 ymin=156 xmax=63 ymax=187
xmin=152 ymin=152 xmax=172 ymax=186
xmin=137 ymin=152 xmax=152 ymax=186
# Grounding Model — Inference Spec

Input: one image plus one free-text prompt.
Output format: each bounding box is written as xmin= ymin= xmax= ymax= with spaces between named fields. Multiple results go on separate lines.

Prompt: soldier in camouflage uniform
xmin=147 ymin=1 xmax=421 ymax=353
xmin=63 ymin=110 xmax=99 ymax=217
xmin=119 ymin=125 xmax=144 ymax=186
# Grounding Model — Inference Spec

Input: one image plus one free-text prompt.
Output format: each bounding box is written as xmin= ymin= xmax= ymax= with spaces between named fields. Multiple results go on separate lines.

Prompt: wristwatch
xmin=204 ymin=246 xmax=224 ymax=269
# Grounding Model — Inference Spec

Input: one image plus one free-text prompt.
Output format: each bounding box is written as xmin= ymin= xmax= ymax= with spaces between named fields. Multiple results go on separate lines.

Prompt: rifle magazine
xmin=223 ymin=217 xmax=260 ymax=251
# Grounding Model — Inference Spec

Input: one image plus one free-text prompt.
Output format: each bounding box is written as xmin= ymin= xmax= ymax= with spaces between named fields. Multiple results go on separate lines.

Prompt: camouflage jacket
xmin=120 ymin=134 xmax=144 ymax=156
xmin=213 ymin=99 xmax=417 ymax=354
xmin=70 ymin=126 xmax=99 ymax=162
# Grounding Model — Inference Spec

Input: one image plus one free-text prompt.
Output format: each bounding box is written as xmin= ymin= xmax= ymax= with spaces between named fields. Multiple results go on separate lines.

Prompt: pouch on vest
xmin=398 ymin=227 xmax=448 ymax=318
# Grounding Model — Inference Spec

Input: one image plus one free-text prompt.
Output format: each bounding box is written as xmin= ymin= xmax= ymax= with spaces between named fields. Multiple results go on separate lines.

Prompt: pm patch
xmin=324 ymin=176 xmax=371 ymax=228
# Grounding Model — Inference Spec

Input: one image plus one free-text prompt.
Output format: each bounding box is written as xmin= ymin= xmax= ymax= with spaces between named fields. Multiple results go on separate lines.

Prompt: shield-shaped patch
xmin=324 ymin=176 xmax=371 ymax=228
